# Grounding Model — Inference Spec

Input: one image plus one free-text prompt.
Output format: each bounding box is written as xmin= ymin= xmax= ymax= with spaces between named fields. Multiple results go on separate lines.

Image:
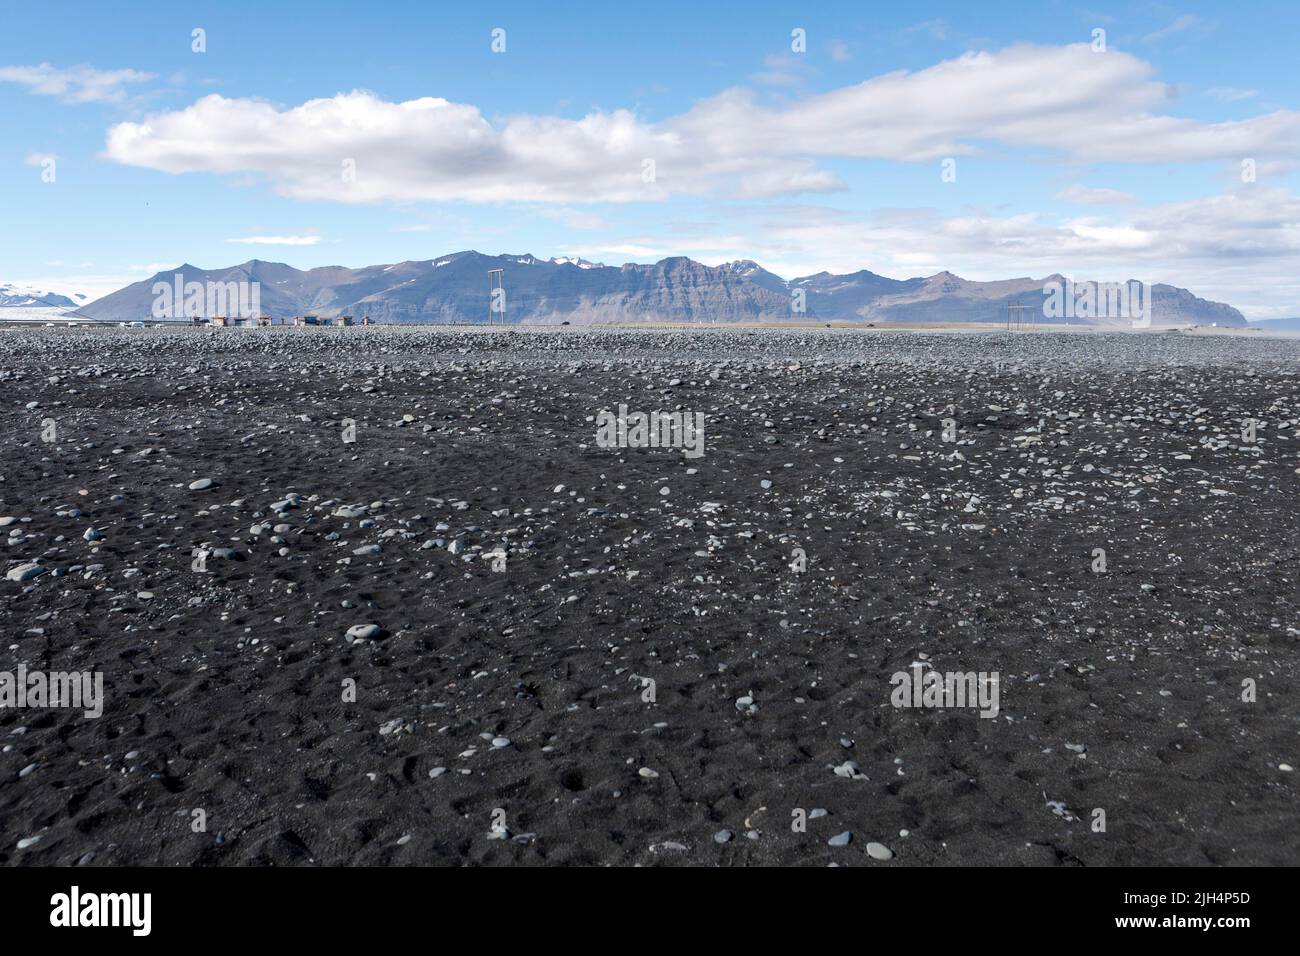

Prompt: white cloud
xmin=903 ymin=20 xmax=950 ymax=41
xmin=749 ymin=52 xmax=811 ymax=88
xmin=1142 ymin=14 xmax=1201 ymax=44
xmin=104 ymin=44 xmax=1300 ymax=204
xmin=1057 ymin=185 xmax=1137 ymax=206
xmin=671 ymin=45 xmax=1298 ymax=166
xmin=536 ymin=206 xmax=610 ymax=230
xmin=1204 ymin=86 xmax=1258 ymax=102
xmin=106 ymin=92 xmax=713 ymax=203
xmin=225 ymin=235 xmax=323 ymax=246
xmin=828 ymin=39 xmax=852 ymax=63
xmin=0 ymin=63 xmax=154 ymax=104
xmin=568 ymin=187 xmax=1300 ymax=317
xmin=9 ymin=265 xmax=165 ymax=303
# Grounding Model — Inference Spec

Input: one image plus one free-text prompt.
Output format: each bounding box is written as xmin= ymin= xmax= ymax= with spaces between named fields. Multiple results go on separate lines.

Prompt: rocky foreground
xmin=1 ymin=325 xmax=1296 ymax=866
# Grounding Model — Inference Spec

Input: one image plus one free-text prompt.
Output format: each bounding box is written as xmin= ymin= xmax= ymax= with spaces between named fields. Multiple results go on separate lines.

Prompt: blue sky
xmin=2 ymin=0 xmax=1298 ymax=315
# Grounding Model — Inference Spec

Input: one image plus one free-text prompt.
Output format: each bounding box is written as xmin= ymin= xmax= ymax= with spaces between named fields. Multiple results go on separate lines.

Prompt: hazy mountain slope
xmin=1250 ymin=317 xmax=1300 ymax=332
xmin=76 ymin=255 xmax=1248 ymax=326
xmin=790 ymin=269 xmax=927 ymax=318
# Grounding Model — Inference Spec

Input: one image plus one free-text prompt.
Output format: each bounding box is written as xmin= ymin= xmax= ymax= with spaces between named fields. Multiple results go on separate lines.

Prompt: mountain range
xmin=1248 ymin=317 xmax=1300 ymax=332
xmin=0 ymin=283 xmax=86 ymax=309
xmin=61 ymin=252 xmax=1248 ymax=326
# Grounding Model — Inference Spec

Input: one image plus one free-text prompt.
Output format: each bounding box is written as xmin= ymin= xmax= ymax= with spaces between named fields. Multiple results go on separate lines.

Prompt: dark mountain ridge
xmin=75 ymin=252 xmax=1248 ymax=327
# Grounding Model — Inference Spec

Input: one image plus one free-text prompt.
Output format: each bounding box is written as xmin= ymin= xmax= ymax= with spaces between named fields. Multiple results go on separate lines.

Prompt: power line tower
xmin=487 ymin=269 xmax=505 ymax=325
xmin=1005 ymin=300 xmax=1032 ymax=333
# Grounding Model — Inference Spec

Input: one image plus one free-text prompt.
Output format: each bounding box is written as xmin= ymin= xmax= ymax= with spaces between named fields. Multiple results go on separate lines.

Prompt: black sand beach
xmin=1 ymin=326 xmax=1296 ymax=865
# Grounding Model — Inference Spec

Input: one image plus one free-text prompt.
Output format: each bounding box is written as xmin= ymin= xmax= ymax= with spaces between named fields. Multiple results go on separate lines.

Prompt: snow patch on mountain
xmin=550 ymin=256 xmax=605 ymax=269
xmin=0 ymin=283 xmax=84 ymax=308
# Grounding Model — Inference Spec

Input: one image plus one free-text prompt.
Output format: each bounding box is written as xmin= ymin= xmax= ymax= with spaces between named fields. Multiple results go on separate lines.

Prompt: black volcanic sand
xmin=1 ymin=326 xmax=1297 ymax=866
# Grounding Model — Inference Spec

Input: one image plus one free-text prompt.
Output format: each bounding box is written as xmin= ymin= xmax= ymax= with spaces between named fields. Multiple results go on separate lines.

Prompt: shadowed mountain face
xmin=76 ymin=252 xmax=1247 ymax=326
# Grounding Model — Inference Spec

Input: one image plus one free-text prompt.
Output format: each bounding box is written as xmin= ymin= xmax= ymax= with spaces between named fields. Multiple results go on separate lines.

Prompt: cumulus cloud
xmin=103 ymin=44 xmax=1300 ymax=205
xmin=0 ymin=62 xmax=154 ymax=103
xmin=106 ymin=92 xmax=718 ymax=202
xmin=670 ymin=45 xmax=1298 ymax=166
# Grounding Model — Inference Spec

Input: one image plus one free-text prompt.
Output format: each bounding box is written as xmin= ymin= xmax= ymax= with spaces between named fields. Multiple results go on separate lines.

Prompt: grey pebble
xmin=866 ymin=841 xmax=895 ymax=860
xmin=5 ymin=563 xmax=46 ymax=583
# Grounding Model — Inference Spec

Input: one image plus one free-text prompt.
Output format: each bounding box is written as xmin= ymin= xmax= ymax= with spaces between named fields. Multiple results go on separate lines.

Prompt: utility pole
xmin=1005 ymin=300 xmax=1032 ymax=333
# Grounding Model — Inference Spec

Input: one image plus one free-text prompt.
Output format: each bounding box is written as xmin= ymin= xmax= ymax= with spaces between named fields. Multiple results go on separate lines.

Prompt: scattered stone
xmin=649 ymin=841 xmax=688 ymax=854
xmin=346 ymin=623 xmax=381 ymax=642
xmin=5 ymin=563 xmax=46 ymax=583
xmin=833 ymin=760 xmax=866 ymax=780
xmin=866 ymin=842 xmax=895 ymax=861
